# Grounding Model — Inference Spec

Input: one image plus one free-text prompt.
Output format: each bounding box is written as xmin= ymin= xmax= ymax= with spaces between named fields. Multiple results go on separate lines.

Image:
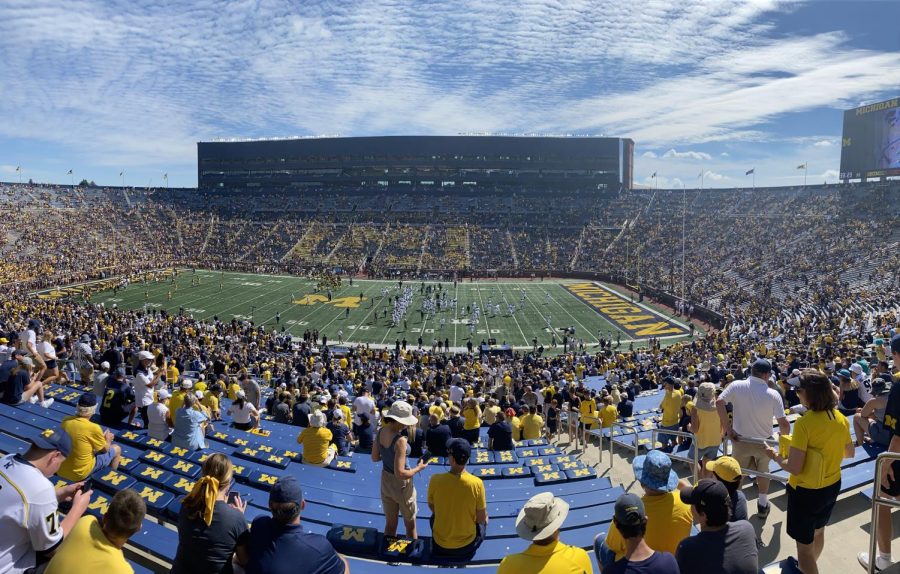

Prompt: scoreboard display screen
xmin=839 ymin=97 xmax=900 ymax=180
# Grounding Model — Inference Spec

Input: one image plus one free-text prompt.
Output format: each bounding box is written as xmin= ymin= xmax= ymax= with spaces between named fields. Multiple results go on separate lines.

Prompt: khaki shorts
xmin=381 ymin=470 xmax=417 ymax=521
xmin=732 ymin=439 xmax=769 ymax=473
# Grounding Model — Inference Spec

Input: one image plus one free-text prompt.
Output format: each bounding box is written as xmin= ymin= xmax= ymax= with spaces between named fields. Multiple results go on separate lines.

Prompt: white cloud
xmin=720 ymin=152 xmax=729 ymax=157
xmin=641 ymin=151 xmax=658 ymax=158
xmin=663 ymin=148 xmax=712 ymax=161
xmin=813 ymin=139 xmax=834 ymax=147
xmin=703 ymin=170 xmax=727 ymax=181
xmin=821 ymin=169 xmax=839 ymax=181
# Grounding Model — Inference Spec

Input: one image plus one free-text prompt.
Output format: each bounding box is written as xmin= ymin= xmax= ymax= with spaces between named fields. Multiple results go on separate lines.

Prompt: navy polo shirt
xmin=246 ymin=516 xmax=344 ymax=574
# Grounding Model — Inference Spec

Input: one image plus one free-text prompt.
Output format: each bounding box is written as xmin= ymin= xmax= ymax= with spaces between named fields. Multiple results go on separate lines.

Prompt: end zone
xmin=562 ymin=282 xmax=691 ymax=338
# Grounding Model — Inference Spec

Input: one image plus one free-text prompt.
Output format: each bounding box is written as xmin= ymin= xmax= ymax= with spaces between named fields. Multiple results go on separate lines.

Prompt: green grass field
xmin=79 ymin=271 xmax=694 ymax=350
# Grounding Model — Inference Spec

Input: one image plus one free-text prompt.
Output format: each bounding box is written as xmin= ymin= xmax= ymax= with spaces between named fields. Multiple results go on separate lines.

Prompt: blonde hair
xmin=183 ymin=453 xmax=233 ymax=525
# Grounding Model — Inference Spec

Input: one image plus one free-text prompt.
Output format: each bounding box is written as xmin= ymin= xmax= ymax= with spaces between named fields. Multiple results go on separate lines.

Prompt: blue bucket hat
xmin=633 ymin=450 xmax=678 ymax=492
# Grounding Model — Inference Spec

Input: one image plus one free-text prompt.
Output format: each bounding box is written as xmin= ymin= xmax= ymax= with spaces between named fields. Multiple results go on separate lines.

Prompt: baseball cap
xmin=270 ymin=475 xmax=303 ymax=506
xmin=157 ymin=389 xmax=171 ymax=400
xmin=31 ymin=429 xmax=72 ymax=457
xmin=613 ymin=492 xmax=645 ymax=527
xmin=181 ymin=380 xmax=193 ymax=390
xmin=80 ymin=334 xmax=91 ymax=343
xmin=446 ymin=438 xmax=472 ymax=465
xmin=236 ymin=390 xmax=246 ymax=399
xmin=632 ymin=450 xmax=678 ymax=492
xmin=137 ymin=350 xmax=154 ymax=361
xmin=850 ymin=363 xmax=863 ymax=375
xmin=19 ymin=356 xmax=34 ymax=368
xmin=705 ymin=456 xmax=742 ymax=482
xmin=12 ymin=348 xmax=25 ymax=357
xmin=100 ymin=361 xmax=110 ymax=370
xmin=114 ymin=368 xmax=126 ymax=378
xmin=751 ymin=358 xmax=772 ymax=373
xmin=680 ymin=479 xmax=730 ymax=524
xmin=836 ymin=369 xmax=852 ymax=379
xmin=27 ymin=319 xmax=42 ymax=331
xmin=78 ymin=392 xmax=98 ymax=407
xmin=891 ymin=334 xmax=900 ymax=355
xmin=332 ymin=409 xmax=344 ymax=421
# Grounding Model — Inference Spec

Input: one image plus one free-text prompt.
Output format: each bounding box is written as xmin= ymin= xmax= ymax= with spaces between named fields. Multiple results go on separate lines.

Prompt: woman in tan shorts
xmin=372 ymin=400 xmax=428 ymax=539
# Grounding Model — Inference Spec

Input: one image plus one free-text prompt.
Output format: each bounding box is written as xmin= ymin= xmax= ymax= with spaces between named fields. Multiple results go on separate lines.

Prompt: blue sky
xmin=1 ymin=0 xmax=899 ymax=189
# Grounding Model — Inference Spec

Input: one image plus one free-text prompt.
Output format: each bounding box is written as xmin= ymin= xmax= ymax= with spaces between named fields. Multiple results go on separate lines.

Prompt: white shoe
xmin=40 ymin=398 xmax=54 ymax=408
xmin=29 ymin=395 xmax=39 ymax=404
xmin=858 ymin=551 xmax=892 ymax=571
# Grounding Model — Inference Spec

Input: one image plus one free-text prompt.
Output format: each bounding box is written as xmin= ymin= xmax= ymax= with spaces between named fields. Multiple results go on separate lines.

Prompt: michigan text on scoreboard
xmin=563 ymin=282 xmax=690 ymax=338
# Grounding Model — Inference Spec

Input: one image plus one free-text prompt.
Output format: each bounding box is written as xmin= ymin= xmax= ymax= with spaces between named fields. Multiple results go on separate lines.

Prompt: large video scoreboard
xmin=839 ymin=97 xmax=900 ymax=181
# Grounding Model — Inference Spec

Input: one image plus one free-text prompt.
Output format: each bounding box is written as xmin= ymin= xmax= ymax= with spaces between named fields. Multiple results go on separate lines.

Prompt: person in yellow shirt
xmin=600 ymin=450 xmax=692 ymax=567
xmin=226 ymin=378 xmax=242 ymax=400
xmin=427 ymin=439 xmax=488 ymax=559
xmin=482 ymin=399 xmax=501 ymax=426
xmin=461 ymin=398 xmax=482 ymax=444
xmin=498 ymin=492 xmax=592 ymax=574
xmin=166 ymin=361 xmax=180 ymax=386
xmin=168 ymin=379 xmax=193 ymax=420
xmin=58 ymin=393 xmax=122 ymax=481
xmin=297 ymin=411 xmax=336 ymax=466
xmin=521 ymin=405 xmax=544 ymax=440
xmin=44 ymin=489 xmax=146 ymax=574
xmin=657 ymin=378 xmax=684 ymax=450
xmin=579 ymin=391 xmax=598 ymax=445
xmin=689 ymin=383 xmax=723 ymax=476
xmin=598 ymin=396 xmax=618 ymax=430
xmin=508 ymin=408 xmax=524 ymax=441
xmin=201 ymin=383 xmax=223 ymax=420
xmin=193 ymin=375 xmax=207 ymax=393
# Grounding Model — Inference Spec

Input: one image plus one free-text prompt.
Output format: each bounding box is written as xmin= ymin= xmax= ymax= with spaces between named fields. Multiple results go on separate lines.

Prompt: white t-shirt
xmin=719 ymin=376 xmax=785 ymax=439
xmin=352 ymin=395 xmax=376 ymax=426
xmin=449 ymin=385 xmax=464 ymax=404
xmin=37 ymin=342 xmax=56 ymax=361
xmin=147 ymin=402 xmax=171 ymax=440
xmin=0 ymin=454 xmax=62 ymax=574
xmin=228 ymin=402 xmax=256 ymax=424
xmin=92 ymin=372 xmax=109 ymax=399
xmin=17 ymin=330 xmax=36 ymax=354
xmin=133 ymin=370 xmax=155 ymax=407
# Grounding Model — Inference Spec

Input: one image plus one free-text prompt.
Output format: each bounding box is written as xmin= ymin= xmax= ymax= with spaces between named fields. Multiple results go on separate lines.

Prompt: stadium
xmin=2 ymin=4 xmax=900 ymax=574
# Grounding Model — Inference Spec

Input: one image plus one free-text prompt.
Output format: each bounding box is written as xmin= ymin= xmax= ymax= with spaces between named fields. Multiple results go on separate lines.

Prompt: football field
xmin=77 ymin=271 xmax=695 ymax=350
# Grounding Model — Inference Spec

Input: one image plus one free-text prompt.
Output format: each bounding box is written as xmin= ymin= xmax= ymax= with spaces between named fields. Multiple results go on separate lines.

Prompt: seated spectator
xmin=98 ymin=368 xmax=136 ymax=426
xmin=617 ymin=393 xmax=634 ymax=419
xmin=598 ymin=450 xmax=692 ymax=568
xmin=171 ymin=454 xmax=249 ymax=574
xmin=427 ymin=438 xmax=488 ymax=559
xmin=675 ymin=480 xmax=758 ymax=573
xmin=169 ymin=379 xmax=193 ymax=420
xmin=228 ymin=390 xmax=260 ymax=430
xmin=246 ymin=476 xmax=348 ymax=574
xmin=594 ymin=492 xmax=679 ymax=574
xmin=298 ymin=411 xmax=336 ymax=466
xmin=425 ymin=413 xmax=453 ymax=457
xmin=487 ymin=410 xmax=513 ymax=451
xmin=1 ymin=353 xmax=53 ymax=408
xmin=58 ymin=392 xmax=121 ymax=481
xmin=147 ymin=388 xmax=172 ymax=440
xmin=44 ymin=489 xmax=146 ymax=574
xmin=852 ymin=377 xmax=891 ymax=447
xmin=703 ymin=457 xmax=748 ymax=522
xmin=292 ymin=393 xmax=312 ymax=427
xmin=272 ymin=393 xmax=293 ymax=424
xmin=521 ymin=405 xmax=545 ymax=440
xmin=171 ymin=391 xmax=209 ymax=451
xmin=498 ymin=492 xmax=592 ymax=574
xmin=327 ymin=410 xmax=352 ymax=457
xmin=352 ymin=412 xmax=374 ymax=454
xmin=0 ymin=431 xmax=91 ymax=573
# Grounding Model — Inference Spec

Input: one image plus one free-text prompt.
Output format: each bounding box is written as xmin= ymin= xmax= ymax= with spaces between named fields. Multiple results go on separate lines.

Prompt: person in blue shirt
xmin=171 ymin=392 xmax=209 ymax=451
xmin=352 ymin=412 xmax=374 ymax=454
xmin=99 ymin=368 xmax=136 ymax=426
xmin=246 ymin=476 xmax=348 ymax=574
xmin=326 ymin=410 xmax=352 ymax=456
xmin=425 ymin=413 xmax=453 ymax=457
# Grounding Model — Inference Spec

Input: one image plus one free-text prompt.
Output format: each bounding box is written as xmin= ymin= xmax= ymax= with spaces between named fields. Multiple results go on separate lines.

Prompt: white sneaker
xmin=40 ymin=398 xmax=54 ymax=408
xmin=858 ymin=551 xmax=892 ymax=571
xmin=29 ymin=395 xmax=39 ymax=404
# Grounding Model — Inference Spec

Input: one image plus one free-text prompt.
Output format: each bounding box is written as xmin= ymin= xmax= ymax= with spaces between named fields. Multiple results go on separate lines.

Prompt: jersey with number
xmin=0 ymin=454 xmax=62 ymax=574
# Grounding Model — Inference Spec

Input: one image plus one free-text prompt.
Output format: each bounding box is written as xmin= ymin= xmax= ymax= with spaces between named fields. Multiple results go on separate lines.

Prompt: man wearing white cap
xmin=92 ymin=361 xmax=111 ymax=399
xmin=497 ymin=492 xmax=592 ymax=574
xmin=133 ymin=350 xmax=162 ymax=428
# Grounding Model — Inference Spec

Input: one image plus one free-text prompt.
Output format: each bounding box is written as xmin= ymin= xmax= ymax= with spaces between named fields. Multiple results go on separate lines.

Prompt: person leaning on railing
xmin=765 ymin=368 xmax=854 ymax=574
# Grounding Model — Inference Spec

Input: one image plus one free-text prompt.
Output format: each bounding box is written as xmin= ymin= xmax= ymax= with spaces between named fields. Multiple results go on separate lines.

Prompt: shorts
xmin=302 ymin=448 xmax=336 ymax=467
xmin=381 ymin=470 xmax=417 ymax=521
xmin=731 ymin=439 xmax=770 ymax=473
xmin=93 ymin=450 xmax=116 ymax=473
xmin=869 ymin=421 xmax=892 ymax=447
xmin=786 ymin=481 xmax=840 ymax=544
xmin=45 ymin=359 xmax=58 ymax=370
xmin=657 ymin=423 xmax=679 ymax=445
xmin=580 ymin=421 xmax=595 ymax=430
xmin=688 ymin=444 xmax=721 ymax=461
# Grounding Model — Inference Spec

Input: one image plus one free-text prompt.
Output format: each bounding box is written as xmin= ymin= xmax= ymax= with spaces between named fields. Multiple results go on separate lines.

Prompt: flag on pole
xmin=119 ymin=171 xmax=124 ymax=177
xmin=66 ymin=169 xmax=73 ymax=175
xmin=745 ymin=168 xmax=754 ymax=175
xmin=163 ymin=173 xmax=168 ymax=178
xmin=15 ymin=166 xmax=20 ymax=172
xmin=651 ymin=172 xmax=657 ymax=178
xmin=796 ymin=163 xmax=807 ymax=170
xmin=698 ymin=171 xmax=703 ymax=179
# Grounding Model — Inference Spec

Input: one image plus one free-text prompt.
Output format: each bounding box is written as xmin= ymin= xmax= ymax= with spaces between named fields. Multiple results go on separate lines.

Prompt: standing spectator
xmin=172 ymin=392 xmax=209 ymax=451
xmin=521 ymin=405 xmax=545 ymax=441
xmin=98 ymin=368 xmax=136 ymax=426
xmin=461 ymin=398 xmax=482 ymax=445
xmin=657 ymin=378 xmax=683 ymax=451
xmin=598 ymin=450 xmax=692 ymax=568
xmin=240 ymin=374 xmax=261 ymax=411
xmin=298 ymin=411 xmax=336 ymax=467
xmin=703 ymin=457 xmax=748 ymax=522
xmin=92 ymin=361 xmax=111 ymax=401
xmin=272 ymin=393 xmax=293 ymax=424
xmin=352 ymin=388 xmax=376 ymax=427
xmin=425 ymin=413 xmax=453 ymax=457
xmin=147 ymin=389 xmax=173 ymax=441
xmin=44 ymin=489 xmax=146 ymax=574
xmin=0 ymin=431 xmax=92 ymax=574
xmin=715 ymin=358 xmax=789 ymax=520
xmin=688 ymin=383 xmax=722 ymax=477
xmin=860 ymin=334 xmax=900 ymax=571
xmin=133 ymin=350 xmax=161 ymax=429
xmin=58 ymin=392 xmax=122 ymax=481
xmin=675 ymin=480 xmax=758 ymax=574
xmin=765 ymin=369 xmax=853 ymax=574
xmin=446 ymin=406 xmax=465 ymax=438
xmin=498 ymin=492 xmax=593 ymax=574
xmin=427 ymin=438 xmax=488 ymax=559
xmin=228 ymin=390 xmax=259 ymax=430
xmin=245 ymin=476 xmax=348 ymax=574
xmin=372 ymin=401 xmax=427 ymax=539
xmin=595 ymin=493 xmax=679 ymax=574
xmin=1 ymin=355 xmax=53 ymax=408
xmin=18 ymin=319 xmax=46 ymax=378
xmin=73 ymin=334 xmax=96 ymax=388
xmin=487 ymin=410 xmax=513 ymax=452
xmin=170 ymin=454 xmax=249 ymax=574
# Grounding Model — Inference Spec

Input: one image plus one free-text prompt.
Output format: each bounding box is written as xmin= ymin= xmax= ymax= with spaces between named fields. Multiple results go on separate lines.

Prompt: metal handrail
xmin=721 ymin=436 xmax=789 ymax=484
xmin=609 ymin=422 xmax=641 ymax=468
xmin=867 ymin=452 xmax=900 ymax=574
xmin=650 ymin=428 xmax=701 ymax=483
xmin=581 ymin=416 xmax=603 ymax=464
